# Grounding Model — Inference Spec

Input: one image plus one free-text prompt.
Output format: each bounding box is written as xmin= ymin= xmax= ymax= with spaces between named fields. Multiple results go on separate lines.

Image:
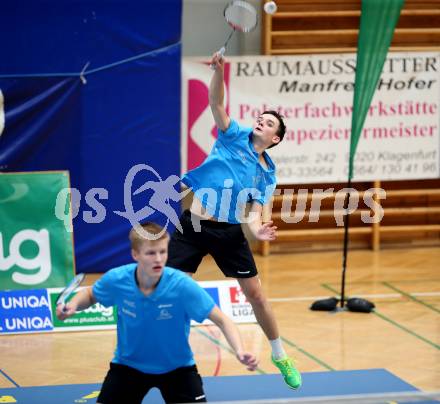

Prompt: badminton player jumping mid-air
xmin=167 ymin=53 xmax=301 ymax=390
xmin=57 ymin=222 xmax=258 ymax=404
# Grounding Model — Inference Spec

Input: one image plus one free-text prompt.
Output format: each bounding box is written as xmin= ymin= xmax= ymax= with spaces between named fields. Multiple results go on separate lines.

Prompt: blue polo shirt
xmin=182 ymin=119 xmax=277 ymax=223
xmin=92 ymin=264 xmax=215 ymax=374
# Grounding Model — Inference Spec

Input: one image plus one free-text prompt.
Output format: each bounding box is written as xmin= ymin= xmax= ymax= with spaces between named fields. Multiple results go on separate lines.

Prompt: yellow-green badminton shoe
xmin=272 ymin=355 xmax=302 ymax=390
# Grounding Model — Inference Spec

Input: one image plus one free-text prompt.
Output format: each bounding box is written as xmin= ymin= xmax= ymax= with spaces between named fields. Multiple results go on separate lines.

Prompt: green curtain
xmin=349 ymin=0 xmax=405 ymax=179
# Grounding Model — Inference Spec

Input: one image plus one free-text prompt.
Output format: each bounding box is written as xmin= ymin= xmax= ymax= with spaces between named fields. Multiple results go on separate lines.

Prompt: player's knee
xmin=245 ymin=288 xmax=266 ymax=306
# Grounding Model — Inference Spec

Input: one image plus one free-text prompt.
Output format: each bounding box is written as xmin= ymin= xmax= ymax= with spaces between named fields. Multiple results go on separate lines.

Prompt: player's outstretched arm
xmin=208 ymin=306 xmax=258 ymax=371
xmin=208 ymin=53 xmax=230 ymax=132
xmin=56 ymin=287 xmax=96 ymax=320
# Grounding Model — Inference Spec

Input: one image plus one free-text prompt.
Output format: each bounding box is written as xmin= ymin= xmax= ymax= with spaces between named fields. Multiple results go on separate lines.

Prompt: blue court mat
xmin=0 ymin=369 xmax=425 ymax=403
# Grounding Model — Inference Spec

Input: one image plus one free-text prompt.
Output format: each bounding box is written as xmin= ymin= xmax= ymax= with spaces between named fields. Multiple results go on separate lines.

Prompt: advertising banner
xmin=182 ymin=52 xmax=439 ymax=184
xmin=0 ymin=281 xmax=255 ymax=335
xmin=0 ymin=172 xmax=75 ymax=290
xmin=0 ymin=289 xmax=53 ymax=334
xmin=48 ymin=289 xmax=117 ymax=331
xmin=0 ymin=288 xmax=116 ymax=335
xmin=198 ymin=280 xmax=256 ymax=324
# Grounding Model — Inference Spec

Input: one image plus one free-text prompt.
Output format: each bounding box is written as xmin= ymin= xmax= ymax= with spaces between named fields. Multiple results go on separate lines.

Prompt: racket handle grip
xmin=210 ymin=47 xmax=226 ymax=70
xmin=56 ymin=301 xmax=67 ymax=313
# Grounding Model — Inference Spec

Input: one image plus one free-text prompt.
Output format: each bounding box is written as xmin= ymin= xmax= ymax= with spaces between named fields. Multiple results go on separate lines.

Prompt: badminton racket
xmin=211 ymin=0 xmax=257 ymax=69
xmin=56 ymin=273 xmax=85 ymax=311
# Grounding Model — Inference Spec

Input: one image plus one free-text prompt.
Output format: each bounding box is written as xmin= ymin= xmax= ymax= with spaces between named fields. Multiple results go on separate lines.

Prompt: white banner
xmin=198 ymin=280 xmax=256 ymax=324
xmin=182 ymin=52 xmax=439 ymax=184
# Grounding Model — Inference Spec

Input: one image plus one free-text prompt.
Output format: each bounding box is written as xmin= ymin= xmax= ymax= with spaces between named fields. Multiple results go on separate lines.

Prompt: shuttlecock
xmin=264 ymin=1 xmax=277 ymax=14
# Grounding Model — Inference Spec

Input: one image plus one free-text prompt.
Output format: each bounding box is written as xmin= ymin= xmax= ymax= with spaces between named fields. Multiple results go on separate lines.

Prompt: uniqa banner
xmin=0 ymin=171 xmax=75 ymax=289
xmin=0 ymin=281 xmax=255 ymax=335
xmin=182 ymin=52 xmax=439 ymax=184
xmin=0 ymin=288 xmax=116 ymax=334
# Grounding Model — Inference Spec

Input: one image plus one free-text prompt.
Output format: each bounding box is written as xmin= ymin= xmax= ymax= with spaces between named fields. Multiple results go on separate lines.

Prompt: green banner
xmin=349 ymin=0 xmax=404 ymax=179
xmin=0 ymin=172 xmax=74 ymax=289
xmin=49 ymin=290 xmax=117 ymax=329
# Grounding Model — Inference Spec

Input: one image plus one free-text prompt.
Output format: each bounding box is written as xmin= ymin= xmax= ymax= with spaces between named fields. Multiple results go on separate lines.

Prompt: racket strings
xmin=224 ymin=0 xmax=257 ymax=33
xmin=56 ymin=273 xmax=85 ymax=304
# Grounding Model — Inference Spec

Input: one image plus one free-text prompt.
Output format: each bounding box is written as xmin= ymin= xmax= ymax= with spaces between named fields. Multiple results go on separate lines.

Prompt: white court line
xmin=412 ymin=292 xmax=440 ymax=297
xmin=212 ymin=390 xmax=440 ymax=404
xmin=268 ymin=291 xmax=440 ymax=302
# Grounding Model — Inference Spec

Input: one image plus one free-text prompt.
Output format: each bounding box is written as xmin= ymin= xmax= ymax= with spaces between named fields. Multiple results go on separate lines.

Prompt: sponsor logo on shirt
xmin=123 ymin=299 xmax=135 ymax=308
xmin=157 ymin=308 xmax=173 ymax=320
xmin=121 ymin=307 xmax=136 ymax=318
xmin=238 ymin=150 xmax=247 ymax=162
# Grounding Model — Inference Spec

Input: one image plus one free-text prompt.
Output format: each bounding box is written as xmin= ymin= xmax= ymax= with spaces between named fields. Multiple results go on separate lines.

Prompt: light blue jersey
xmin=182 ymin=119 xmax=277 ymax=224
xmin=92 ymin=264 xmax=215 ymax=374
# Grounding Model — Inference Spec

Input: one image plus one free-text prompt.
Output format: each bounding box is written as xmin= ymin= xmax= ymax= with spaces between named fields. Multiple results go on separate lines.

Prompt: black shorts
xmin=167 ymin=210 xmax=258 ymax=278
xmin=97 ymin=363 xmax=206 ymax=404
